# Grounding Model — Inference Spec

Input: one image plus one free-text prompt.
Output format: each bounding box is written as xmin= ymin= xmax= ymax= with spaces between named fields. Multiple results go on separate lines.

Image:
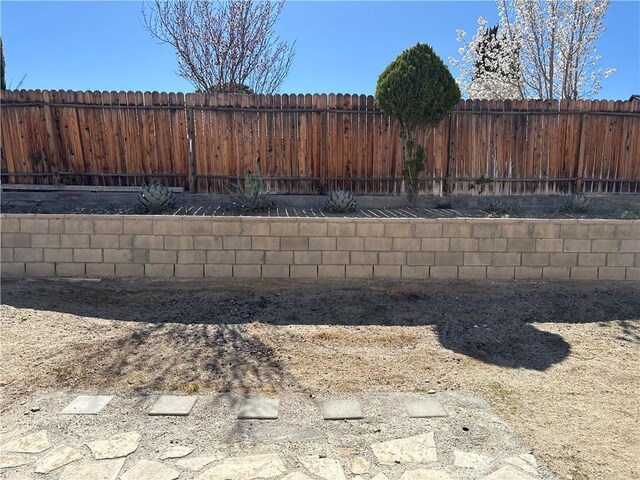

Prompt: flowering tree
xmin=451 ymin=0 xmax=615 ymax=100
xmin=142 ymin=0 xmax=295 ymax=94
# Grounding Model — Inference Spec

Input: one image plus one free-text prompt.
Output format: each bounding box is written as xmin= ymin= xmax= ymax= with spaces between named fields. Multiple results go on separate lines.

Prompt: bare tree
xmin=142 ymin=0 xmax=295 ymax=94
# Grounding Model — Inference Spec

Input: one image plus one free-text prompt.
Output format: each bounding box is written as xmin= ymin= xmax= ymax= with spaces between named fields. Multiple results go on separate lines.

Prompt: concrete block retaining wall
xmin=1 ymin=214 xmax=638 ymax=281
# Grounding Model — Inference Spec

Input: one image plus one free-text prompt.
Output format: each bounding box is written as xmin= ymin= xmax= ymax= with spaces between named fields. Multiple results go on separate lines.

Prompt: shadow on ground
xmin=2 ymin=278 xmax=639 ymax=378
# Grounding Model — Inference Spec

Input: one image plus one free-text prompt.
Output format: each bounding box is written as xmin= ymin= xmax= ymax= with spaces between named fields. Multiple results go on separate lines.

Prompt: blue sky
xmin=1 ymin=1 xmax=639 ymax=99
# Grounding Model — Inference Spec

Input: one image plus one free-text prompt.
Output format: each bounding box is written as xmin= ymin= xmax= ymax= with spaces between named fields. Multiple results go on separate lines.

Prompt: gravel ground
xmin=1 ymin=278 xmax=639 ymax=480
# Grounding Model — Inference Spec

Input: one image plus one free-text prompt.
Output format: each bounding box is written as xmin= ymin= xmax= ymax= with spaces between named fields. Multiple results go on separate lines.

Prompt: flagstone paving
xmin=0 ymin=392 xmax=558 ymax=480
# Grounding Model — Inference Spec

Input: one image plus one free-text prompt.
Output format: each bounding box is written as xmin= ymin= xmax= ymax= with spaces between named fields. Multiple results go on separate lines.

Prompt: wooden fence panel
xmin=1 ymin=89 xmax=639 ymax=195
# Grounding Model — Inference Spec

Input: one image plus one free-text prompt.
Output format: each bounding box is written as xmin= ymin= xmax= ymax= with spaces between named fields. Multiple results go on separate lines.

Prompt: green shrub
xmin=376 ymin=43 xmax=460 ymax=205
xmin=232 ymin=172 xmax=268 ymax=211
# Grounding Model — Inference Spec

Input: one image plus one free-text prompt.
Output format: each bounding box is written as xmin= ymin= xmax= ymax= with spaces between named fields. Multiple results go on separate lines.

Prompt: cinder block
xmin=294 ymin=251 xmax=322 ymax=264
xmin=345 ymin=265 xmax=373 ymax=278
xmin=598 ymin=267 xmax=626 ymax=280
xmin=164 ymin=235 xmax=193 ymax=250
xmin=262 ymin=265 xmax=290 ymax=278
xmin=212 ymin=221 xmax=242 ymax=236
xmin=435 ymin=252 xmax=463 ymax=266
xmin=145 ymin=264 xmax=174 ymax=277
xmin=620 ymin=239 xmax=640 ymax=253
xmin=309 ymin=237 xmax=336 ymax=250
xmin=318 ymin=265 xmax=345 ymax=277
xmin=327 ymin=222 xmax=355 ymax=237
xmin=14 ymin=248 xmax=43 ymax=262
xmin=578 ymin=253 xmax=606 ymax=267
xmin=26 ymin=263 xmax=55 ymax=276
xmin=56 ymin=263 xmax=86 ymax=277
xmin=531 ymin=224 xmax=560 ymax=238
xmin=591 ymin=239 xmax=621 ymax=252
xmin=356 ymin=222 xmax=385 ymax=237
xmin=606 ymin=253 xmax=635 ymax=267
xmin=492 ymin=253 xmax=521 ymax=266
xmin=299 ymin=222 xmax=327 ymax=237
xmin=29 ymin=234 xmax=60 ymax=248
xmin=472 ymin=223 xmax=501 ymax=238
xmin=458 ymin=266 xmax=486 ymax=279
xmin=415 ymin=223 xmax=442 ymax=237
xmin=175 ymin=264 xmax=204 ymax=278
xmin=1 ymin=217 xmax=21 ymax=233
xmin=479 ymin=238 xmax=508 ymax=252
xmin=401 ymin=266 xmax=430 ymax=279
xmin=86 ymin=263 xmax=115 ymax=277
xmin=153 ymin=219 xmax=184 ymax=235
xmin=90 ymin=235 xmax=119 ymax=249
xmin=1 ymin=247 xmax=13 ymax=262
xmin=350 ymin=251 xmax=378 ymax=265
xmin=94 ymin=219 xmax=124 ymax=234
xmin=570 ymin=267 xmax=598 ymax=280
xmin=421 ymin=238 xmax=450 ymax=252
xmin=44 ymin=248 xmax=73 ymax=263
xmin=322 ymin=251 xmax=350 ymax=265
xmin=205 ymin=264 xmax=233 ymax=277
xmin=385 ymin=223 xmax=412 ymax=237
xmin=223 ymin=236 xmax=251 ymax=250
xmin=626 ymin=267 xmax=640 ymax=281
xmin=20 ymin=218 xmax=50 ymax=233
xmin=234 ymin=250 xmax=264 ymax=265
xmin=233 ymin=265 xmax=262 ymax=277
xmin=501 ymin=223 xmax=531 ymax=238
xmin=337 ymin=237 xmax=364 ymax=251
xmin=241 ymin=221 xmax=270 ymax=236
xmin=521 ymin=253 xmax=550 ymax=267
xmin=133 ymin=235 xmax=163 ymax=249
xmin=588 ymin=224 xmax=616 ymax=239
xmin=48 ymin=218 xmax=65 ymax=234
xmin=103 ymin=249 xmax=133 ymax=263
xmin=486 ymin=266 xmax=515 ymax=279
xmin=450 ymin=238 xmax=479 ymax=252
xmin=560 ymin=224 xmax=588 ymax=238
xmin=61 ymin=234 xmax=90 ymax=248
xmin=429 ymin=266 xmax=458 ymax=279
xmin=207 ymin=250 xmax=235 ymax=264
xmin=281 ymin=237 xmax=309 ymax=251
xmin=194 ymin=235 xmax=223 ymax=250
xmin=614 ymin=223 xmax=640 ymax=239
xmin=507 ymin=238 xmax=536 ymax=252
xmin=564 ymin=239 xmax=592 ymax=253
xmin=374 ymin=265 xmax=401 ymax=278
xmin=1 ymin=262 xmax=25 ymax=276
xmin=64 ymin=218 xmax=94 ymax=234
xmin=289 ymin=265 xmax=317 ymax=278
xmin=182 ymin=219 xmax=212 ymax=236
xmin=148 ymin=250 xmax=177 ymax=264
xmin=392 ymin=237 xmax=421 ymax=252
xmin=464 ymin=252 xmax=492 ymax=266
xmin=549 ymin=253 xmax=578 ymax=267
xmin=270 ymin=222 xmax=299 ymax=236
xmin=536 ymin=238 xmax=563 ymax=252
xmin=515 ymin=267 xmax=542 ymax=279
xmin=123 ymin=219 xmax=154 ymax=234
xmin=115 ymin=264 xmax=144 ymax=277
xmin=443 ymin=222 xmax=472 ymax=237
xmin=2 ymin=233 xmax=30 ymax=248
xmin=178 ymin=250 xmax=207 ymax=264
xmin=264 ymin=251 xmax=292 ymax=265
xmin=365 ymin=238 xmax=392 ymax=251
xmin=543 ymin=267 xmax=571 ymax=280
xmin=252 ymin=236 xmax=280 ymax=251
xmin=378 ymin=252 xmax=407 ymax=265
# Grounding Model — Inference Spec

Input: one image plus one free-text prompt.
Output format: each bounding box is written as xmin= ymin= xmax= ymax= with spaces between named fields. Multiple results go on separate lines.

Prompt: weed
xmin=487 ymin=381 xmax=514 ymax=401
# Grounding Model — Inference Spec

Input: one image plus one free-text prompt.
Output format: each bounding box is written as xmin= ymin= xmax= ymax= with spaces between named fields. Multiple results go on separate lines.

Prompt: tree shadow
xmin=2 ymin=278 xmax=638 ymax=375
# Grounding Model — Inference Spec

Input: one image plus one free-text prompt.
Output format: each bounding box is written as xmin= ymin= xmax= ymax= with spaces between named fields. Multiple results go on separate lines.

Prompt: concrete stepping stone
xmin=481 ymin=465 xmax=539 ymax=480
xmin=159 ymin=445 xmax=193 ymax=459
xmin=400 ymin=469 xmax=457 ymax=479
xmin=371 ymin=432 xmax=437 ymax=465
xmin=503 ymin=456 xmax=538 ymax=475
xmin=403 ymin=398 xmax=448 ymax=418
xmin=237 ymin=397 xmax=279 ymax=420
xmin=149 ymin=395 xmax=198 ymax=416
xmin=351 ymin=456 xmax=370 ymax=474
xmin=0 ymin=453 xmax=32 ymax=469
xmin=59 ymin=458 xmax=126 ymax=480
xmin=87 ymin=431 xmax=141 ymax=459
xmin=298 ymin=456 xmax=346 ymax=480
xmin=196 ymin=453 xmax=286 ymax=479
xmin=282 ymin=473 xmax=313 ymax=480
xmin=61 ymin=395 xmax=113 ymax=414
xmin=519 ymin=453 xmax=537 ymax=467
xmin=453 ymin=450 xmax=493 ymax=470
xmin=121 ymin=459 xmax=180 ymax=480
xmin=34 ymin=445 xmax=82 ymax=473
xmin=1 ymin=430 xmax=50 ymax=454
xmin=176 ymin=455 xmax=222 ymax=472
xmin=322 ymin=399 xmax=363 ymax=420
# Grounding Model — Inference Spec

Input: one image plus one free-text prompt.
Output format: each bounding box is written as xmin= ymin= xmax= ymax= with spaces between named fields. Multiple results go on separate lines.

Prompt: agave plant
xmin=324 ymin=189 xmax=356 ymax=213
xmin=233 ymin=172 xmax=267 ymax=211
xmin=560 ymin=193 xmax=591 ymax=214
xmin=137 ymin=182 xmax=176 ymax=214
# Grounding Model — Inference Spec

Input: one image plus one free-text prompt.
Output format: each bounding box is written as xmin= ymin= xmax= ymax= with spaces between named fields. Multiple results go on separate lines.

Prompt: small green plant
xmin=483 ymin=199 xmax=512 ymax=217
xmin=324 ymin=189 xmax=356 ymax=213
xmin=559 ymin=194 xmax=591 ymax=214
xmin=137 ymin=182 xmax=177 ymax=214
xmin=232 ymin=172 xmax=268 ymax=211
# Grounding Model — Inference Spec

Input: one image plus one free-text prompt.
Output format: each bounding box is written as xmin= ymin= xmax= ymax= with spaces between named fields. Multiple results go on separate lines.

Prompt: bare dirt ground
xmin=1 ymin=278 xmax=638 ymax=480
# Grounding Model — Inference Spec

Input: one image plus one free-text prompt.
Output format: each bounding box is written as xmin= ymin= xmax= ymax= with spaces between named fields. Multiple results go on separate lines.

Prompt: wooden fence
xmin=1 ymin=89 xmax=639 ymax=195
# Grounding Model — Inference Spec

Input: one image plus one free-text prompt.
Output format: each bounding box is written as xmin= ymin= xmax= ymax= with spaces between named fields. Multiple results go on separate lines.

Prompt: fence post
xmin=320 ymin=108 xmax=328 ymax=192
xmin=575 ymin=113 xmax=587 ymax=193
xmin=186 ymin=98 xmax=196 ymax=193
xmin=445 ymin=111 xmax=457 ymax=196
